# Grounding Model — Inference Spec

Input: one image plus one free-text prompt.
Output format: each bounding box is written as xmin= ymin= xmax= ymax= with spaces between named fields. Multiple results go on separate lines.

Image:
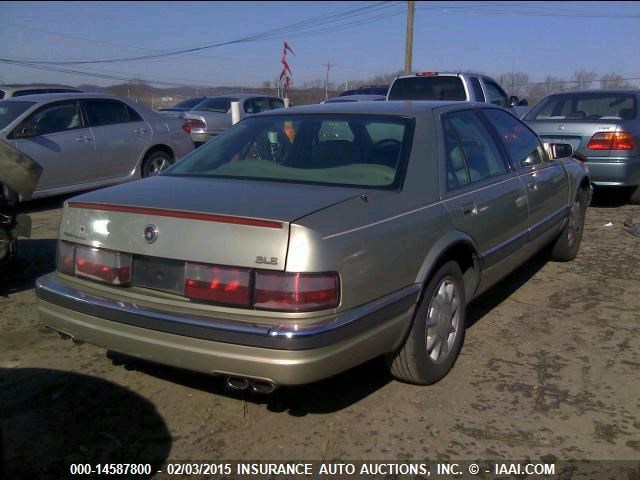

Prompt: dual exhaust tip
xmin=226 ymin=376 xmax=277 ymax=394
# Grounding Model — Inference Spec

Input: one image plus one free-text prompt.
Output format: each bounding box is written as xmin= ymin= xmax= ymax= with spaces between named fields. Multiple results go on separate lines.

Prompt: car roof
xmin=543 ymin=89 xmax=640 ymax=97
xmin=257 ymin=100 xmax=481 ymax=117
xmin=394 ymin=72 xmax=483 ymax=79
xmin=1 ymin=84 xmax=80 ymax=90
xmin=199 ymin=93 xmax=281 ymax=100
xmin=325 ymin=95 xmax=387 ymax=102
xmin=0 ymin=92 xmax=127 ymax=103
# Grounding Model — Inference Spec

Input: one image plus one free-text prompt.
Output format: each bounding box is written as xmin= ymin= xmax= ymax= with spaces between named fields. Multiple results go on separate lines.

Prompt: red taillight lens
xmin=588 ymin=131 xmax=636 ymax=151
xmin=74 ymin=245 xmax=131 ymax=285
xmin=186 ymin=117 xmax=206 ymax=130
xmin=57 ymin=241 xmax=75 ymax=275
xmin=181 ymin=123 xmax=191 ymax=134
xmin=416 ymin=71 xmax=438 ymax=76
xmin=254 ymin=271 xmax=339 ymax=312
xmin=184 ymin=263 xmax=251 ymax=306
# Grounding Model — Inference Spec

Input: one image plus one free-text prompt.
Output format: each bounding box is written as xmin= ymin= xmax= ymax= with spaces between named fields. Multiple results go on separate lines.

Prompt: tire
xmin=550 ymin=189 xmax=588 ymax=262
xmin=141 ymin=150 xmax=173 ymax=178
xmin=629 ymin=185 xmax=640 ymax=205
xmin=388 ymin=260 xmax=466 ymax=385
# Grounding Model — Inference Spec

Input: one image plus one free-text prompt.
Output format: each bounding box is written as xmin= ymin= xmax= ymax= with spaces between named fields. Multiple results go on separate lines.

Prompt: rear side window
xmin=268 ymin=98 xmax=285 ymax=109
xmin=244 ymin=98 xmax=270 ymax=114
xmin=13 ymin=89 xmax=49 ymax=97
xmin=85 ymin=99 xmax=142 ymax=127
xmin=388 ymin=76 xmax=467 ymax=101
xmin=527 ymin=94 xmax=637 ymax=121
xmin=443 ymin=118 xmax=470 ymax=190
xmin=482 ymin=109 xmax=543 ymax=168
xmin=193 ymin=97 xmax=233 ymax=113
xmin=446 ymin=110 xmax=508 ymax=183
xmin=469 ymin=77 xmax=485 ymax=102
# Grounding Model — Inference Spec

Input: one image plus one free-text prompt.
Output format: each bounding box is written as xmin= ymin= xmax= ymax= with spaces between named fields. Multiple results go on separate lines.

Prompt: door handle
xmin=528 ymin=182 xmax=538 ymax=192
xmin=133 ymin=128 xmax=148 ymax=134
xmin=75 ymin=135 xmax=92 ymax=142
xmin=462 ymin=202 xmax=477 ymax=216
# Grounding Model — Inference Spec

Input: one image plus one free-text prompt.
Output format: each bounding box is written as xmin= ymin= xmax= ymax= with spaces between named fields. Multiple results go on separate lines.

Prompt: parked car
xmin=36 ymin=101 xmax=590 ymax=392
xmin=0 ymin=84 xmax=82 ymax=99
xmin=322 ymin=94 xmax=386 ymax=104
xmin=523 ymin=89 xmax=640 ymax=203
xmin=157 ymin=96 xmax=208 ymax=116
xmin=338 ymin=85 xmax=389 ymax=97
xmin=184 ymin=94 xmax=285 ymax=145
xmin=0 ymin=140 xmax=42 ymax=266
xmin=387 ymin=72 xmax=527 ymax=116
xmin=0 ymin=93 xmax=194 ymax=200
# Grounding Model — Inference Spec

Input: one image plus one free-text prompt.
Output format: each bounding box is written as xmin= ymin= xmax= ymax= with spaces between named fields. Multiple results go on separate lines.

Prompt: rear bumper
xmin=36 ymin=273 xmax=419 ymax=385
xmin=585 ymin=157 xmax=640 ymax=186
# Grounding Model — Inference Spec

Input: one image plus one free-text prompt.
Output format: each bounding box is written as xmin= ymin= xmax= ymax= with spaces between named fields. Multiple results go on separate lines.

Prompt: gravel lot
xmin=1 ymin=191 xmax=639 ymax=478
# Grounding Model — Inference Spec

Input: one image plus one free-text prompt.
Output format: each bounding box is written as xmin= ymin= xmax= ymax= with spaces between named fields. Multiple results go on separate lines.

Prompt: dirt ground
xmin=1 ymin=190 xmax=639 ymax=479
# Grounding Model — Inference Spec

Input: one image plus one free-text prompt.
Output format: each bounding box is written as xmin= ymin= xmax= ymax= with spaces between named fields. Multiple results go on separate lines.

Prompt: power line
xmin=7 ymin=2 xmax=396 ymax=65
xmin=417 ymin=3 xmax=640 ymax=18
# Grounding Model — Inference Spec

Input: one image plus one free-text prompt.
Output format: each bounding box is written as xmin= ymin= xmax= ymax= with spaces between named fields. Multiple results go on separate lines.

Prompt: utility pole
xmin=404 ymin=1 xmax=415 ymax=74
xmin=323 ymin=62 xmax=333 ymax=100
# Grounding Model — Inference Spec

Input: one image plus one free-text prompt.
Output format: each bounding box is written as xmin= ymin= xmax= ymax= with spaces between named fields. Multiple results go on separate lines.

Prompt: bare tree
xmin=572 ymin=70 xmax=598 ymax=90
xmin=600 ymin=73 xmax=632 ymax=89
xmin=497 ymin=72 xmax=529 ymax=99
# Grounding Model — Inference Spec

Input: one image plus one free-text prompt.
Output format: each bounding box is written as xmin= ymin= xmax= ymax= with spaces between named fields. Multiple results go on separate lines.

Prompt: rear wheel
xmin=141 ymin=150 xmax=173 ymax=177
xmin=550 ymin=189 xmax=587 ymax=261
xmin=388 ymin=260 xmax=466 ymax=385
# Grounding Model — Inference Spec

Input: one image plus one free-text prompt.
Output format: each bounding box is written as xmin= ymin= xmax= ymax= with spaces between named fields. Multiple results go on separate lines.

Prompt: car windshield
xmin=172 ymin=97 xmax=206 ymax=109
xmin=0 ymin=101 xmax=36 ymax=130
xmin=388 ymin=76 xmax=467 ymax=101
xmin=165 ymin=114 xmax=413 ymax=189
xmin=191 ymin=97 xmax=235 ymax=113
xmin=526 ymin=93 xmax=637 ymax=121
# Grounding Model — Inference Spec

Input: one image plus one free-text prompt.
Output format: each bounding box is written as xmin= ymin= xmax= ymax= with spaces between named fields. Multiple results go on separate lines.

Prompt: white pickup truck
xmin=387 ymin=71 xmax=530 ymax=118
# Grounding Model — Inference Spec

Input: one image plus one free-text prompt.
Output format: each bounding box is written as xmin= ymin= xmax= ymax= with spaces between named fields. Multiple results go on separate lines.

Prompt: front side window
xmin=19 ymin=100 xmax=82 ymax=135
xmin=85 ymin=99 xmax=141 ymax=127
xmin=166 ymin=114 xmax=413 ymax=189
xmin=484 ymin=81 xmax=508 ymax=108
xmin=268 ymin=98 xmax=285 ymax=109
xmin=446 ymin=110 xmax=508 ymax=183
xmin=482 ymin=109 xmax=543 ymax=168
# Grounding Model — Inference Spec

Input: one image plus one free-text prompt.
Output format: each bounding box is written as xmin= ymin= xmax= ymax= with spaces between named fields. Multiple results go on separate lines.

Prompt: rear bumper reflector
xmin=67 ymin=202 xmax=283 ymax=229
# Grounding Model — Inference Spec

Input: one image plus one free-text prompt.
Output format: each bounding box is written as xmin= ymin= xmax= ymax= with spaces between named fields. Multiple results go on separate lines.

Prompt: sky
xmin=1 ymin=1 xmax=639 ymax=90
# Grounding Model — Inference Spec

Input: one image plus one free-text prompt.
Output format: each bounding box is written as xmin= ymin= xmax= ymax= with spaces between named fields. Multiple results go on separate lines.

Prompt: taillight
xmin=254 ymin=271 xmax=339 ymax=312
xmin=181 ymin=123 xmax=191 ymax=134
xmin=57 ymin=241 xmax=75 ymax=275
xmin=74 ymin=244 xmax=132 ymax=285
xmin=588 ymin=131 xmax=636 ymax=151
xmin=416 ymin=71 xmax=438 ymax=76
xmin=186 ymin=117 xmax=206 ymax=130
xmin=184 ymin=262 xmax=251 ymax=306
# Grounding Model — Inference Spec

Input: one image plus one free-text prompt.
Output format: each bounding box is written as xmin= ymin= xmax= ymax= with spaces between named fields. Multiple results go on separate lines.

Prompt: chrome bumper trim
xmin=36 ymin=273 xmax=420 ymax=350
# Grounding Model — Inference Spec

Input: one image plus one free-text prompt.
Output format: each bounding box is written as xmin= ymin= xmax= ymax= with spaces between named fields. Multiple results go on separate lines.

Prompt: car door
xmin=440 ymin=108 xmax=529 ymax=280
xmin=11 ymin=99 xmax=97 ymax=192
xmin=82 ymin=98 xmax=151 ymax=180
xmin=480 ymin=108 xmax=569 ymax=249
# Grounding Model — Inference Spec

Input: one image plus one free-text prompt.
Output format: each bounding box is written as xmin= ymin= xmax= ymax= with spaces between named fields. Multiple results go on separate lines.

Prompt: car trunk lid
xmin=60 ymin=175 xmax=364 ymax=271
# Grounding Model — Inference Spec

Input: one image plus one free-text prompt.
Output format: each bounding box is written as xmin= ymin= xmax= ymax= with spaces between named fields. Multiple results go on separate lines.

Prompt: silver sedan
xmin=0 ymin=93 xmax=194 ymax=200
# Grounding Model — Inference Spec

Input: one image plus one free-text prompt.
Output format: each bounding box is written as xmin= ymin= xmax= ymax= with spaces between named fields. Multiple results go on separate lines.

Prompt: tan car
xmin=36 ymin=101 xmax=590 ymax=393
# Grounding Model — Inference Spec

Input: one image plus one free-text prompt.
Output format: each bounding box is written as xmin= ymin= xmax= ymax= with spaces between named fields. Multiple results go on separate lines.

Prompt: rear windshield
xmin=388 ymin=76 xmax=467 ymax=101
xmin=191 ymin=97 xmax=235 ymax=113
xmin=0 ymin=100 xmax=35 ymax=130
xmin=525 ymin=93 xmax=637 ymax=121
xmin=173 ymin=97 xmax=206 ymax=109
xmin=165 ymin=114 xmax=413 ymax=189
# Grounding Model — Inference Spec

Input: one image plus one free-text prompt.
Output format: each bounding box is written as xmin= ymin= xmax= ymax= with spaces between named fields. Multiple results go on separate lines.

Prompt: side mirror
xmin=509 ymin=96 xmax=520 ymax=107
xmin=12 ymin=123 xmax=39 ymax=139
xmin=545 ymin=142 xmax=574 ymax=160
